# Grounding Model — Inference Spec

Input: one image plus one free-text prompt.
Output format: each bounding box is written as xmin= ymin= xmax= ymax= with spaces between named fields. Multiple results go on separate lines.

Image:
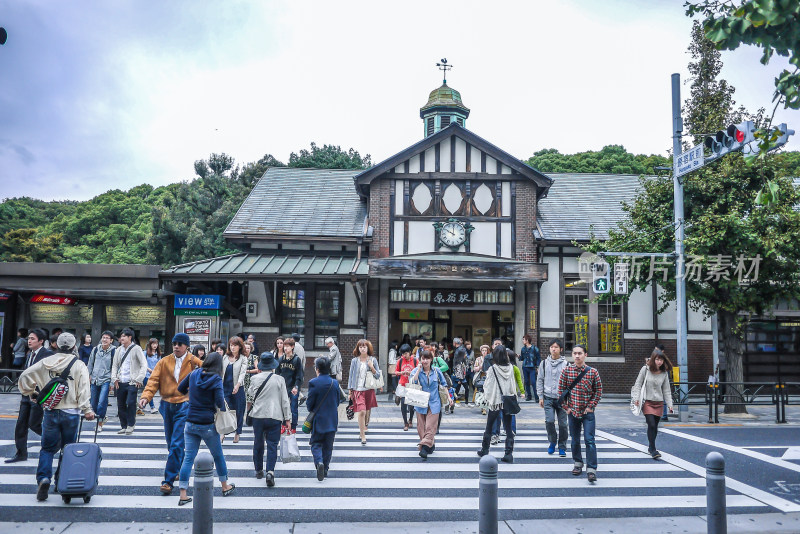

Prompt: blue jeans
xmin=90 ymin=382 xmax=110 ymax=420
xmin=224 ymin=388 xmax=245 ymax=435
xmin=310 ymin=430 xmax=336 ymax=469
xmin=568 ymin=412 xmax=597 ymax=470
xmin=178 ymin=422 xmax=229 ymax=490
xmin=37 ymin=410 xmax=80 ymax=483
xmin=160 ymin=401 xmax=189 ymax=487
xmin=522 ymin=367 xmax=539 ymax=401
xmin=142 ymin=377 xmax=155 ymax=409
xmin=289 ymin=391 xmax=299 ymax=430
xmin=491 ymin=409 xmax=516 ymax=435
xmin=252 ymin=418 xmax=282 ymax=472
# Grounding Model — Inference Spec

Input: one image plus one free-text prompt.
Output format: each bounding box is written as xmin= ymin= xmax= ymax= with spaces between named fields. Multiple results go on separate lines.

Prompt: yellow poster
xmin=574 ymin=315 xmax=588 ymax=347
xmin=600 ymin=319 xmax=622 ymax=352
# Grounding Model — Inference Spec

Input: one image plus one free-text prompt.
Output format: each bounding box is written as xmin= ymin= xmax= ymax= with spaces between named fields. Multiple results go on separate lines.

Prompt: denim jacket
xmin=409 ymin=367 xmax=446 ymax=415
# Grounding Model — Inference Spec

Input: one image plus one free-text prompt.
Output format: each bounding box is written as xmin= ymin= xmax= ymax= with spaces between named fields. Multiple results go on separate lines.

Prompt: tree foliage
xmin=525 ymin=145 xmax=670 ymax=175
xmin=686 ymin=0 xmax=800 ymax=109
xmin=288 ymin=142 xmax=371 ymax=169
xmin=0 ymin=144 xmax=369 ymax=267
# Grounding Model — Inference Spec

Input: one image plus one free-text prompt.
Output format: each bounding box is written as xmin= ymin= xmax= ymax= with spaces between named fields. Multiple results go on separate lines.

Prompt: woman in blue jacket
xmin=306 ymin=357 xmax=341 ymax=481
xmin=409 ymin=350 xmax=451 ymax=460
xmin=176 ymin=352 xmax=236 ymax=505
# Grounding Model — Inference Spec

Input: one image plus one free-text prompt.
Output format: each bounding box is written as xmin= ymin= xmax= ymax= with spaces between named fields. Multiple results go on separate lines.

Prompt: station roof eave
xmin=369 ymin=253 xmax=547 ymax=282
xmin=160 ymin=253 xmax=369 ymax=281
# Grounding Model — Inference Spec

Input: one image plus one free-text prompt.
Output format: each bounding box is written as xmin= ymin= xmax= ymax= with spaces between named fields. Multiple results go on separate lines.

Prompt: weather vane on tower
xmin=436 ymin=58 xmax=452 ymax=85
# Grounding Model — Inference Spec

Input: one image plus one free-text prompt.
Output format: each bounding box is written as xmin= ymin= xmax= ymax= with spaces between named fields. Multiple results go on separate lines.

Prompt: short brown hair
xmin=283 ymin=337 xmax=296 ymax=347
xmin=648 ymin=349 xmax=673 ymax=373
xmin=353 ymin=339 xmax=374 ymax=356
xmin=523 ymin=334 xmax=533 ymax=344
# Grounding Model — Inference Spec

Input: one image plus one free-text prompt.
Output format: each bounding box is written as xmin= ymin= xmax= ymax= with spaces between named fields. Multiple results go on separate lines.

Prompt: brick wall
xmin=369 ymin=180 xmax=392 ymax=259
xmin=515 ymin=181 xmax=539 ymax=263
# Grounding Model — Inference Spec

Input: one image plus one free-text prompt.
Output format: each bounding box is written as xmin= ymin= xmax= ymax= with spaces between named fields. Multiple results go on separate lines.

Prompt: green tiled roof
xmin=161 ymin=253 xmax=368 ymax=279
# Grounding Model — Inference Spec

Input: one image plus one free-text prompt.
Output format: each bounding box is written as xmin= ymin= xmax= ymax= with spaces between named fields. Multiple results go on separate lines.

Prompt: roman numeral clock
xmin=433 ymin=218 xmax=475 ymax=251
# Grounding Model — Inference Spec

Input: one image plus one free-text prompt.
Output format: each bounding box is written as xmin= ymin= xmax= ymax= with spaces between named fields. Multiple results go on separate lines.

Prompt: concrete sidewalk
xmin=4 ymin=514 xmax=800 ymax=534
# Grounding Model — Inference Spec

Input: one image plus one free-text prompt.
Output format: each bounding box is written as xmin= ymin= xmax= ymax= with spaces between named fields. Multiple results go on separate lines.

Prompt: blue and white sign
xmin=175 ymin=294 xmax=221 ymax=310
xmin=674 ymin=144 xmax=704 ymax=178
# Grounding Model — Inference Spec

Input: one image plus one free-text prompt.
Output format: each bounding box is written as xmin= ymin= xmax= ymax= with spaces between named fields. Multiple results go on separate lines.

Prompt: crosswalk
xmin=0 ymin=417 xmax=781 ymax=521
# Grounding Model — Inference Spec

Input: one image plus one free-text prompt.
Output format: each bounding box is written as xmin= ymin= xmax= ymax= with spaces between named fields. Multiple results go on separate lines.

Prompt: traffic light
xmin=592 ymin=262 xmax=610 ymax=294
xmin=704 ymin=121 xmax=755 ymax=161
xmin=771 ymin=123 xmax=795 ymax=151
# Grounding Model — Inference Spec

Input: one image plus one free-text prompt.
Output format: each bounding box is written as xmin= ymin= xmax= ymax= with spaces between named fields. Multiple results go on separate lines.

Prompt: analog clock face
xmin=441 ymin=221 xmax=466 ymax=247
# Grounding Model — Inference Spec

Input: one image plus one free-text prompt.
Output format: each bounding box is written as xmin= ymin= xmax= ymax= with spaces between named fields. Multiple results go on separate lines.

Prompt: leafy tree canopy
xmin=289 ymin=142 xmax=372 ymax=169
xmin=525 ymin=145 xmax=670 ymax=175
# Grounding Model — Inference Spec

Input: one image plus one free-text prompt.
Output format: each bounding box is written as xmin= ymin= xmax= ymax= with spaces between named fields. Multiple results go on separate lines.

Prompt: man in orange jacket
xmin=139 ymin=333 xmax=202 ymax=495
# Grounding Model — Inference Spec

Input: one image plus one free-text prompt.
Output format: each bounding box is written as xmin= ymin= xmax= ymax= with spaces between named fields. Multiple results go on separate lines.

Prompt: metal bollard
xmin=193 ymin=452 xmax=214 ymax=534
xmin=706 ymin=451 xmax=727 ymax=534
xmin=479 ymin=454 xmax=498 ymax=534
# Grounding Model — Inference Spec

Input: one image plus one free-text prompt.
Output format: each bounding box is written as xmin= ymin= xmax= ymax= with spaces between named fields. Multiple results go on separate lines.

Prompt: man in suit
xmin=6 ymin=328 xmax=53 ymax=463
xmin=306 ymin=357 xmax=341 ymax=481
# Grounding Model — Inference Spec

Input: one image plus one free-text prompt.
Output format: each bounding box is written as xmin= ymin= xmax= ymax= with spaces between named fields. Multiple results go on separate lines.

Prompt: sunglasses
xmin=172 ymin=342 xmax=186 ymax=347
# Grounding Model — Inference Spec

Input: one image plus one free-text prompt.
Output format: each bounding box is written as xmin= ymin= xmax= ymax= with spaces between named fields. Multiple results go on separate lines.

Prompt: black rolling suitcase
xmin=56 ymin=416 xmax=102 ymax=503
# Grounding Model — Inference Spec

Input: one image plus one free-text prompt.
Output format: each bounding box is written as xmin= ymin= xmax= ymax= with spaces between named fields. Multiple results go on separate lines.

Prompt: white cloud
xmin=0 ymin=0 xmax=797 ymax=201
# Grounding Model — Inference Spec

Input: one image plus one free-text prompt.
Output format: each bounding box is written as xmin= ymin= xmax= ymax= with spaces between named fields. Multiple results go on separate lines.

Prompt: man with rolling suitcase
xmin=17 ymin=332 xmax=95 ymax=501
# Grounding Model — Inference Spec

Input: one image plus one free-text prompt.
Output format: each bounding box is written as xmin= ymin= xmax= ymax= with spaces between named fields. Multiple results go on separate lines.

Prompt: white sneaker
xmin=125 ymin=426 xmax=135 ymax=435
xmin=117 ymin=428 xmax=127 ymax=435
xmin=500 ymin=429 xmax=506 ymax=436
xmin=150 ymin=407 xmax=158 ymax=414
xmin=97 ymin=424 xmax=103 ymax=433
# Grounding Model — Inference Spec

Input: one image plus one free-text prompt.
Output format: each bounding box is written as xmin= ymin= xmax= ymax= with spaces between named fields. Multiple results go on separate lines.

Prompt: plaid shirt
xmin=557 ymin=364 xmax=602 ymax=415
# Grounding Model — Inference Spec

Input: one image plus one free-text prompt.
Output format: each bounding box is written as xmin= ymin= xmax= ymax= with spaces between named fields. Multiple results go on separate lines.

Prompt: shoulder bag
xmin=556 ymin=366 xmax=589 ymax=410
xmin=215 ymin=398 xmax=237 ymax=435
xmin=245 ymin=373 xmax=272 ymax=427
xmin=364 ymin=358 xmax=385 ymax=390
xmin=403 ymin=371 xmax=430 ymax=408
xmin=631 ymin=367 xmax=647 ymax=416
xmin=493 ymin=367 xmax=521 ymax=415
xmin=301 ymin=381 xmax=334 ymax=434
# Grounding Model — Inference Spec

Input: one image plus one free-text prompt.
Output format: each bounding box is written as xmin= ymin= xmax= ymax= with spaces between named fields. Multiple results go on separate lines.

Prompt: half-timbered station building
xmin=152 ymin=80 xmax=723 ymax=393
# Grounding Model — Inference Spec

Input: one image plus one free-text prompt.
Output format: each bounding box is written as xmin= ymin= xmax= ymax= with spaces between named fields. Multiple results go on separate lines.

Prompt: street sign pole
xmin=672 ymin=73 xmax=689 ymax=423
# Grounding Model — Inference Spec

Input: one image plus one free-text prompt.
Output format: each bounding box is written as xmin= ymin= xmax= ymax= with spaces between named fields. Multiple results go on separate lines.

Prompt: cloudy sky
xmin=1 ymin=0 xmax=797 ymax=201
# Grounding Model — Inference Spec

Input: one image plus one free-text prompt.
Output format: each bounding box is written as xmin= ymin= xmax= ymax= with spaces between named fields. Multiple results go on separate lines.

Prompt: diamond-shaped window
xmin=474 ymin=183 xmax=493 ymax=214
xmin=442 ymin=183 xmax=463 ymax=213
xmin=412 ymin=183 xmax=432 ymax=213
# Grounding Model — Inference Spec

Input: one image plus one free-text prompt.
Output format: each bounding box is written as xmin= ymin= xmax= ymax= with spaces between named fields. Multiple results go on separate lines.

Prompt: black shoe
xmin=501 ymin=452 xmax=514 ymax=463
xmin=477 ymin=448 xmax=489 ymax=457
xmin=316 ymin=463 xmax=325 ymax=481
xmin=265 ymin=471 xmax=275 ymax=487
xmin=255 ymin=470 xmax=264 ymax=479
xmin=419 ymin=446 xmax=428 ymax=460
xmin=324 ymin=466 xmax=329 ymax=478
xmin=36 ymin=478 xmax=50 ymax=501
xmin=525 ymin=396 xmax=532 ymax=402
xmin=5 ymin=455 xmax=27 ymax=464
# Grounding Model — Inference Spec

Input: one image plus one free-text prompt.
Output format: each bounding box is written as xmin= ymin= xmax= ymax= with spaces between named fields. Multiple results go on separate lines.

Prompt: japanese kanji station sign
xmin=429 ymin=289 xmax=474 ymax=307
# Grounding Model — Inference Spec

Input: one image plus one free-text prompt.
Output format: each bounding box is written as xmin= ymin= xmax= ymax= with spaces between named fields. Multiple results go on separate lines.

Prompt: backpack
xmin=37 ymin=357 xmax=79 ymax=410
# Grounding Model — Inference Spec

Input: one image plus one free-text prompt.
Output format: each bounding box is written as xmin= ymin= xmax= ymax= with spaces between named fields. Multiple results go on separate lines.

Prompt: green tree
xmin=231 ymin=153 xmax=286 ymax=188
xmin=686 ymin=0 xmax=800 ymax=110
xmin=288 ymin=142 xmax=372 ymax=169
xmin=525 ymin=145 xmax=669 ymax=174
xmin=586 ymin=21 xmax=800 ymax=413
xmin=0 ymin=228 xmax=63 ymax=262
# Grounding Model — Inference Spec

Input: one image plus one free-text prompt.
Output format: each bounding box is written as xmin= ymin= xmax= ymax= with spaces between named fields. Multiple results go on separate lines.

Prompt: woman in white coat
xmin=632 ymin=348 xmax=674 ymax=459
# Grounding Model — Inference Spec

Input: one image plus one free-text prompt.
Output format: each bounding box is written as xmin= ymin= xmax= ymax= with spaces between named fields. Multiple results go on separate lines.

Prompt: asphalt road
xmin=1 ymin=403 xmax=799 ymax=524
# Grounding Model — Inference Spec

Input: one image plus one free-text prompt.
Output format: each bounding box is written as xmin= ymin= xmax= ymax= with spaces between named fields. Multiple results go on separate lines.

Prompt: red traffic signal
xmin=727 ymin=124 xmax=745 ymax=143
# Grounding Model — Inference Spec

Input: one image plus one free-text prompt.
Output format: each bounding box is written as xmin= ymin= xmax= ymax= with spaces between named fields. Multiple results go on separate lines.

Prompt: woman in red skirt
xmin=632 ymin=348 xmax=674 ymax=459
xmin=347 ymin=339 xmax=382 ymax=445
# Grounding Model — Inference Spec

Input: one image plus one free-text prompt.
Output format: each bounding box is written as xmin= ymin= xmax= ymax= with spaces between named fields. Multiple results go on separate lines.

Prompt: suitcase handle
xmin=77 ymin=414 xmax=100 ymax=444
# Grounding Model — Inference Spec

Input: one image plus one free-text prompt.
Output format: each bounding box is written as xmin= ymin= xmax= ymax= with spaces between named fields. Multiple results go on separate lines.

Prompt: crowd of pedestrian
xmin=8 ymin=323 xmax=679 ymax=502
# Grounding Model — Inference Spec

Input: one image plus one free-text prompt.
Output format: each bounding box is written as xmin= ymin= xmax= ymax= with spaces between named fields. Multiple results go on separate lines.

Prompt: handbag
xmin=631 ymin=367 xmax=647 ymax=416
xmin=302 ymin=381 xmax=334 ymax=434
xmin=493 ymin=367 xmax=521 ymax=415
xmin=364 ymin=360 xmax=385 ymax=390
xmin=438 ymin=385 xmax=450 ymax=407
xmin=245 ymin=374 xmax=272 ymax=427
xmin=345 ymin=397 xmax=355 ymax=420
xmin=556 ymin=367 xmax=589 ymax=409
xmin=280 ymin=431 xmax=302 ymax=463
xmin=215 ymin=400 xmax=237 ymax=435
xmin=403 ymin=375 xmax=429 ymax=408
xmin=474 ymin=391 xmax=489 ymax=408
xmin=395 ymin=384 xmax=407 ymax=397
